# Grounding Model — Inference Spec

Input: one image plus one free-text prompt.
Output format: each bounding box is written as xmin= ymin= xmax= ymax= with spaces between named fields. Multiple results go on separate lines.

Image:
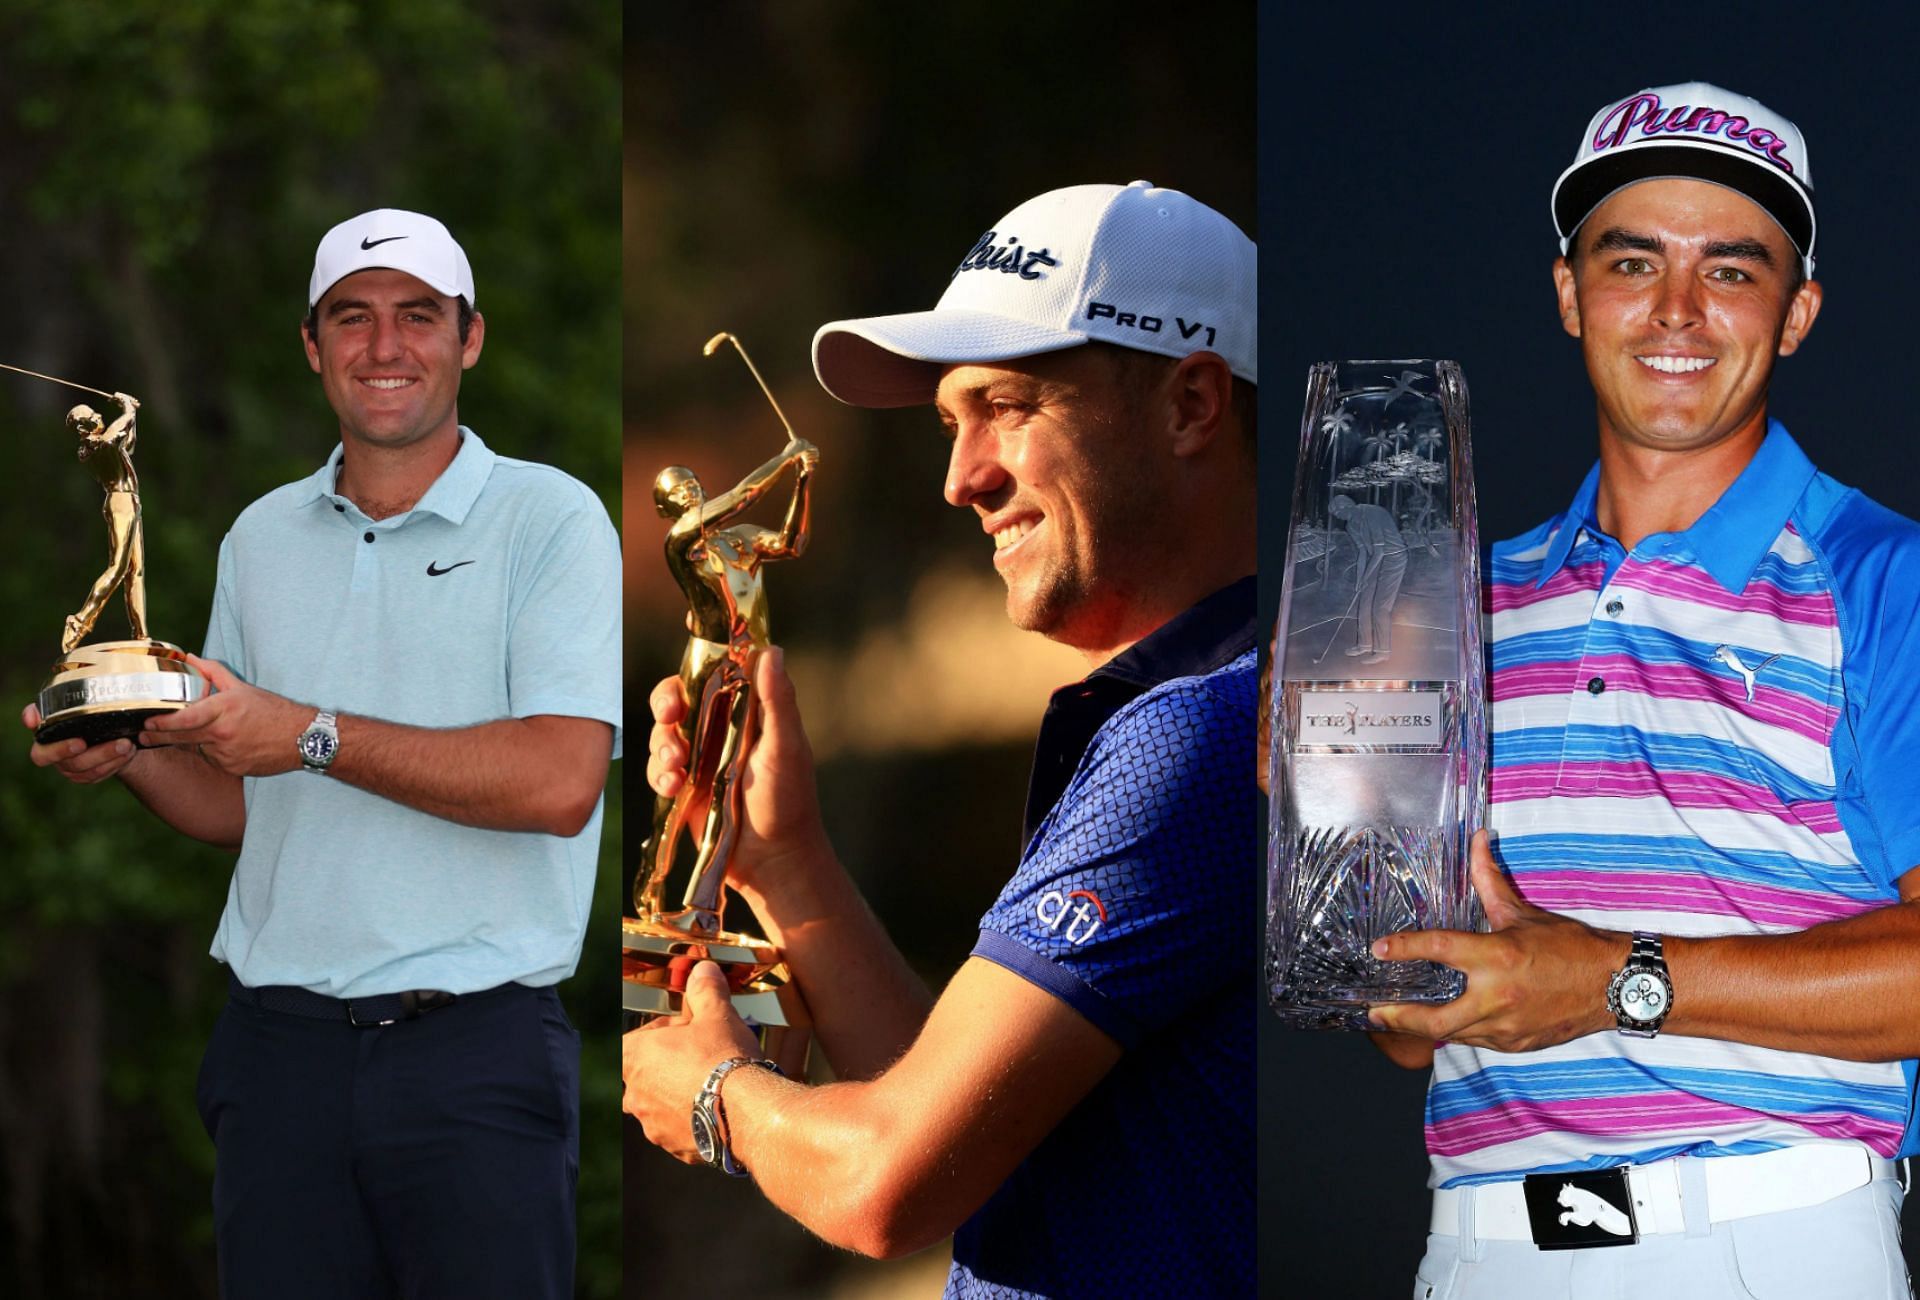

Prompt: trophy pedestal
xmin=1267 ymin=821 xmax=1469 ymax=1030
xmin=36 ymin=639 xmax=207 ymax=747
xmin=622 ymin=917 xmax=811 ymax=1077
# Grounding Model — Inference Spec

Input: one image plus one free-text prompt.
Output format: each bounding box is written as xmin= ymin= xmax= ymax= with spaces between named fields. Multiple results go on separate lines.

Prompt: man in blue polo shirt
xmin=1366 ymin=85 xmax=1920 ymax=1297
xmin=24 ymin=209 xmax=620 ymax=1299
xmin=622 ymin=181 xmax=1258 ymax=1297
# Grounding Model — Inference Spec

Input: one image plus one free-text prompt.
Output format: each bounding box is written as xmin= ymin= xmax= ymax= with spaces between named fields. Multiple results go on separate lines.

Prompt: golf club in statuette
xmin=1268 ymin=360 xmax=1487 ymax=1029
xmin=12 ymin=363 xmax=207 ymax=746
xmin=624 ymin=332 xmax=814 ymax=1076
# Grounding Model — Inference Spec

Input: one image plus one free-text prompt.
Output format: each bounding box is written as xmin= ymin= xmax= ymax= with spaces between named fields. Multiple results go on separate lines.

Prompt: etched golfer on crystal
xmin=1268 ymin=360 xmax=1487 ymax=1029
xmin=1328 ymin=495 xmax=1407 ymax=664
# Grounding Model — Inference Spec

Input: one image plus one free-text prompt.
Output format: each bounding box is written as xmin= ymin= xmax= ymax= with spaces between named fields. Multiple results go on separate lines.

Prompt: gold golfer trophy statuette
xmin=624 ymin=332 xmax=816 ymax=1076
xmin=13 ymin=364 xmax=207 ymax=745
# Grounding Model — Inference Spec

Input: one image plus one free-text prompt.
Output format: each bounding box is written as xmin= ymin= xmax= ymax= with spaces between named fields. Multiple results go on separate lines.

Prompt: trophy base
xmin=36 ymin=640 xmax=207 ymax=747
xmin=622 ymin=917 xmax=811 ymax=1076
xmin=1268 ymin=973 xmax=1466 ymax=1032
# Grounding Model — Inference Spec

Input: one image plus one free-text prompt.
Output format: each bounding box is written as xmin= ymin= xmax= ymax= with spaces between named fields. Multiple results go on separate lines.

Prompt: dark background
xmin=624 ymin=2 xmax=1252 ymax=1296
xmin=1259 ymin=7 xmax=1920 ymax=1297
xmin=0 ymin=3 xmax=622 ymax=1296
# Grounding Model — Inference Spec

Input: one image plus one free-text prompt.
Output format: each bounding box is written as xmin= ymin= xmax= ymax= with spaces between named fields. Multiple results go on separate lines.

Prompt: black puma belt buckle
xmin=1522 ymin=1166 xmax=1640 ymax=1249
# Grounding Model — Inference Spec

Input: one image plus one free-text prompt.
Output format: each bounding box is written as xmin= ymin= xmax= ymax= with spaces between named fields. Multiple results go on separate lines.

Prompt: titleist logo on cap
xmin=951 ymin=230 xmax=1060 ymax=281
xmin=1592 ymin=91 xmax=1796 ymax=175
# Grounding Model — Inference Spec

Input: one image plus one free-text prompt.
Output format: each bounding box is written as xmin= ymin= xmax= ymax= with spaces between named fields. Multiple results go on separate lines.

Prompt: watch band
xmin=697 ymin=1055 xmax=783 ymax=1177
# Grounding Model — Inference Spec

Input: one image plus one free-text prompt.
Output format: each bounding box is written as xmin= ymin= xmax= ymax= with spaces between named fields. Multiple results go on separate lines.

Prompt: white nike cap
xmin=1552 ymin=82 xmax=1816 ymax=279
xmin=812 ymin=180 xmax=1257 ymax=408
xmin=308 ymin=209 xmax=477 ymax=307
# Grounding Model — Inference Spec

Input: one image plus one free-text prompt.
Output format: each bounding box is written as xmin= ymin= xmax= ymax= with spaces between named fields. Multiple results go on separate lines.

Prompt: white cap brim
xmin=812 ymin=308 xmax=1090 ymax=408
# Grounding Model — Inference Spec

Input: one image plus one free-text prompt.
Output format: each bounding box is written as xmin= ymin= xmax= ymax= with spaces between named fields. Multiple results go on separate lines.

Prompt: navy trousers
xmin=196 ymin=980 xmax=579 ymax=1299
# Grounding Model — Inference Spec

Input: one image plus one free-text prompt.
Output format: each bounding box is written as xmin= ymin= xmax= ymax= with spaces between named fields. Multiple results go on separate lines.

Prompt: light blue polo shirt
xmin=203 ymin=428 xmax=622 ymax=997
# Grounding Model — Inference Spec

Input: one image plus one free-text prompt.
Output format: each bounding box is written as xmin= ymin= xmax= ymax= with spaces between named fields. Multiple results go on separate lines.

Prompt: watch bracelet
xmin=705 ymin=1055 xmax=783 ymax=1176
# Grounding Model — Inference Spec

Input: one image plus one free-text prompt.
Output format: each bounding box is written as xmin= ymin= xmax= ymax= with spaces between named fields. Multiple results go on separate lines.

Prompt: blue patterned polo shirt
xmin=948 ymin=576 xmax=1256 ymax=1299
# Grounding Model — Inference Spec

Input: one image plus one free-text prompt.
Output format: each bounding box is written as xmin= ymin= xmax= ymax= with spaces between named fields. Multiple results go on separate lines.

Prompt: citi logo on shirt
xmin=1035 ymin=888 xmax=1107 ymax=945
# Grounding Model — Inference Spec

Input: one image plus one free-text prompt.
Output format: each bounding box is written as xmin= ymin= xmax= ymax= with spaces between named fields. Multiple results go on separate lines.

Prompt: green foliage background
xmin=0 ymin=2 xmax=622 ymax=1295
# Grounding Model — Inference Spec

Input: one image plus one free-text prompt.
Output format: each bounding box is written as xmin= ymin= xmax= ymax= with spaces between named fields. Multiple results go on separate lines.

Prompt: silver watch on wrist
xmin=691 ymin=1055 xmax=782 ymax=1177
xmin=297 ymin=709 xmax=340 ymax=773
xmin=1606 ymin=931 xmax=1673 ymax=1038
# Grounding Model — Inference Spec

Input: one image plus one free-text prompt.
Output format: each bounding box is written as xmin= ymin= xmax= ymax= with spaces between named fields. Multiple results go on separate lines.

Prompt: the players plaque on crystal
xmin=1267 ymin=360 xmax=1487 ymax=1029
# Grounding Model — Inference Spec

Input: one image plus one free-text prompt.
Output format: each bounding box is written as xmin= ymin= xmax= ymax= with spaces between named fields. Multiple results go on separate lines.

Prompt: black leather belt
xmin=230 ymin=975 xmax=462 ymax=1027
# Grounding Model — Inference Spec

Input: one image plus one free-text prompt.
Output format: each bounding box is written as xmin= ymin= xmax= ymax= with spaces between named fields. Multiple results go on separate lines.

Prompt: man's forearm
xmin=734 ymin=852 xmax=933 ymax=1080
xmin=1665 ymin=896 xmax=1920 ymax=1061
xmin=715 ymin=960 xmax=1114 ymax=1260
xmin=721 ymin=1071 xmax=918 ymax=1256
xmin=329 ymin=713 xmax=612 ymax=837
xmin=120 ymin=744 xmax=246 ymax=849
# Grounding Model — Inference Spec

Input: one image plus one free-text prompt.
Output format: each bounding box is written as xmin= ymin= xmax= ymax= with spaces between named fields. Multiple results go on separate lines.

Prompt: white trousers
xmin=1413 ymin=1179 xmax=1911 ymax=1299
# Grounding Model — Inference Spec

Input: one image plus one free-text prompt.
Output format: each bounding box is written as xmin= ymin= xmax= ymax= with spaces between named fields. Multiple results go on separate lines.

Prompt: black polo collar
xmin=1022 ymin=576 xmax=1257 ymax=844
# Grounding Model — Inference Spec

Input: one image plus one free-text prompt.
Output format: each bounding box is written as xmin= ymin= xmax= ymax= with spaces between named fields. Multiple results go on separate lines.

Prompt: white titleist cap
xmin=308 ymin=208 xmax=476 ymax=308
xmin=1552 ymin=82 xmax=1816 ymax=278
xmin=812 ymin=180 xmax=1257 ymax=408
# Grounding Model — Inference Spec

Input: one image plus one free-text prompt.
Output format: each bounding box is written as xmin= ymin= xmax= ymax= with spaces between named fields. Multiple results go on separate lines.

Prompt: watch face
xmin=1618 ymin=970 xmax=1669 ymax=1022
xmin=691 ymin=1104 xmax=717 ymax=1164
xmin=301 ymin=731 xmax=337 ymax=764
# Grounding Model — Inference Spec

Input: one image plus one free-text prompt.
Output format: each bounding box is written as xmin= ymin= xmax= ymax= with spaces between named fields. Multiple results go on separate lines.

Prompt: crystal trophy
xmin=1267 ymin=360 xmax=1487 ymax=1029
xmin=624 ymin=332 xmax=812 ymax=1076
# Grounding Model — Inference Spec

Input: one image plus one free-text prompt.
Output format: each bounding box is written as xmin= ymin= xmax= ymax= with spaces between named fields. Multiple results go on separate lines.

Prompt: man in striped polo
xmin=1370 ymin=83 xmax=1920 ymax=1296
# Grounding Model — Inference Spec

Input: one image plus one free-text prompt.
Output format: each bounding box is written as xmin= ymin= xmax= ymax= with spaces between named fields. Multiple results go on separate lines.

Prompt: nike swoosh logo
xmin=426 ymin=560 xmax=475 ymax=576
xmin=360 ymin=235 xmax=408 ymax=250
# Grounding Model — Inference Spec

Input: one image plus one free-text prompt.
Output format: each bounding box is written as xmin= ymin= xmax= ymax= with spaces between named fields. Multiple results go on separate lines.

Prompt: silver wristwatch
xmin=297 ymin=709 xmax=340 ymax=773
xmin=691 ymin=1055 xmax=782 ymax=1177
xmin=1606 ymin=931 xmax=1673 ymax=1038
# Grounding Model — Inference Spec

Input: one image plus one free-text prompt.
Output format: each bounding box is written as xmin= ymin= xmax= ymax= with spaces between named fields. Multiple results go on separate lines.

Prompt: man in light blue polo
xmin=23 ymin=208 xmax=620 ymax=1299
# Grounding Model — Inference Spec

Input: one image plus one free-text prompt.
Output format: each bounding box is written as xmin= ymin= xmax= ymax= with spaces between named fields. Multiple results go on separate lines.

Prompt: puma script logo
xmin=426 ymin=560 xmax=475 ymax=576
xmin=1713 ymin=645 xmax=1783 ymax=703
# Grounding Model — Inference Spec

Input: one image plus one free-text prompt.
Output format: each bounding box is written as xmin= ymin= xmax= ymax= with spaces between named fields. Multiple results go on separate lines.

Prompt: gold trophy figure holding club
xmin=623 ymin=333 xmax=815 ymax=1073
xmin=9 ymin=364 xmax=206 ymax=746
xmin=64 ymin=393 xmax=147 ymax=652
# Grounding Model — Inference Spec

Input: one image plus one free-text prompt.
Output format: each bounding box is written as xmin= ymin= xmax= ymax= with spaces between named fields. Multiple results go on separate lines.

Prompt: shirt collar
xmin=1534 ymin=420 xmax=1817 ymax=594
xmin=296 ymin=427 xmax=497 ymax=525
xmin=1021 ymin=574 xmax=1256 ymax=847
xmin=1092 ymin=574 xmax=1257 ymax=690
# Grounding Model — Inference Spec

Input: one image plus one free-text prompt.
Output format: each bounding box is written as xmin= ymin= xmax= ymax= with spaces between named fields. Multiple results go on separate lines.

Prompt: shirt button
xmin=334 ymin=503 xmax=346 ymax=513
xmin=1604 ymin=598 xmax=1624 ymax=617
xmin=363 ymin=531 xmax=375 ymax=543
xmin=1587 ymin=677 xmax=1606 ymax=695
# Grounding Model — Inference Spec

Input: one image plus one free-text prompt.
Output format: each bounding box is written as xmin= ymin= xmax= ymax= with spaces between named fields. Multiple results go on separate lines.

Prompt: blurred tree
xmin=0 ymin=1 xmax=621 ymax=1295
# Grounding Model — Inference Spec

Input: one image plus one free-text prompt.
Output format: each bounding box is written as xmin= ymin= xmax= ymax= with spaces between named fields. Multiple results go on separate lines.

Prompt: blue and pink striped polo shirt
xmin=1429 ymin=422 xmax=1920 ymax=1187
